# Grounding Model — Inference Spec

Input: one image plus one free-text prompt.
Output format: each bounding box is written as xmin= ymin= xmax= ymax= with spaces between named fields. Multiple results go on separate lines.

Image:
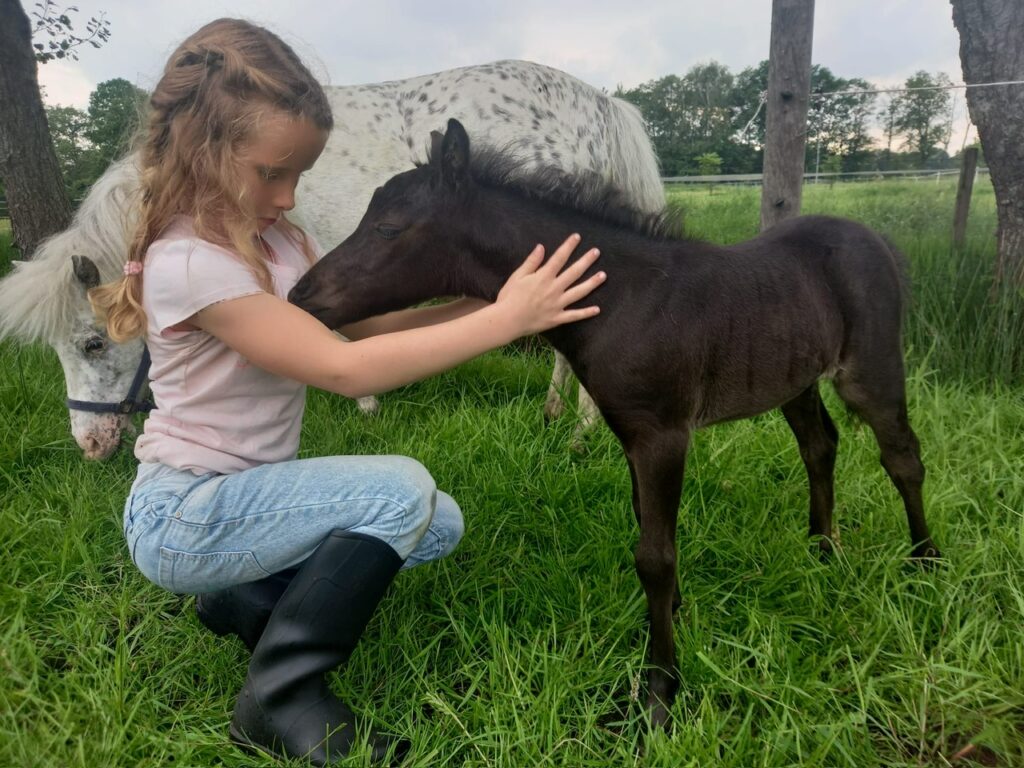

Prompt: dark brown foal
xmin=288 ymin=119 xmax=940 ymax=727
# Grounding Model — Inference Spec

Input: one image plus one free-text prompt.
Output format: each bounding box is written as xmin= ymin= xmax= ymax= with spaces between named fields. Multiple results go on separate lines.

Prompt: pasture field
xmin=1 ymin=180 xmax=1022 ymax=766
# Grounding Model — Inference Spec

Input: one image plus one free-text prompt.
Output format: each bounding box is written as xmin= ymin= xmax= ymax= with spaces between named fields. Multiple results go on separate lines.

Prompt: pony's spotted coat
xmin=0 ymin=60 xmax=663 ymax=458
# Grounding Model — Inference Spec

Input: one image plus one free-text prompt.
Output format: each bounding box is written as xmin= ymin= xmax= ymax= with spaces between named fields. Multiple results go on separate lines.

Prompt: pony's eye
xmin=375 ymin=224 xmax=402 ymax=240
xmin=83 ymin=337 xmax=106 ymax=355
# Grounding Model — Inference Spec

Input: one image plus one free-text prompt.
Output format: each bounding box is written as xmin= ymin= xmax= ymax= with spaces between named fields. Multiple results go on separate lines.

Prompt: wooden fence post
xmin=760 ymin=0 xmax=815 ymax=232
xmin=952 ymin=146 xmax=979 ymax=249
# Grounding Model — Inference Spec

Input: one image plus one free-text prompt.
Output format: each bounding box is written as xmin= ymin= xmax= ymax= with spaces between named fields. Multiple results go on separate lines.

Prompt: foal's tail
xmin=603 ymin=96 xmax=666 ymax=216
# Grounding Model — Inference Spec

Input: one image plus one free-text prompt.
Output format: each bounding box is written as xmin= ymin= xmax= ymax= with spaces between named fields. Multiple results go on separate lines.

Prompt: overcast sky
xmin=36 ymin=0 xmax=973 ymax=144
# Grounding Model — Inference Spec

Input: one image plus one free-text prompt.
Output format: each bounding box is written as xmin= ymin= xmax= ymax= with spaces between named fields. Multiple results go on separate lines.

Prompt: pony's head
xmin=0 ymin=157 xmax=147 ymax=460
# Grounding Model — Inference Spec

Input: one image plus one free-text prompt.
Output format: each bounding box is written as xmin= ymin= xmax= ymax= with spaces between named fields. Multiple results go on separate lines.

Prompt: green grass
xmin=2 ymin=181 xmax=1023 ymax=766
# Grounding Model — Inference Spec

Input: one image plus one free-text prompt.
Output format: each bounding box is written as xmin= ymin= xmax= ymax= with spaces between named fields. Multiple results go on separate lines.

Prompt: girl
xmin=88 ymin=17 xmax=604 ymax=767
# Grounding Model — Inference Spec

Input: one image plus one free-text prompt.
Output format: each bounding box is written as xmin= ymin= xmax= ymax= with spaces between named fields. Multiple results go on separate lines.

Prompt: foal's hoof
xmin=809 ymin=535 xmax=836 ymax=563
xmin=911 ymin=540 xmax=942 ymax=566
xmin=645 ymin=695 xmax=672 ymax=730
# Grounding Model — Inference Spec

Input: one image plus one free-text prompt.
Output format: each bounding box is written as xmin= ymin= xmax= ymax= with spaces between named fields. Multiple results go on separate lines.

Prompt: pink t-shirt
xmin=134 ymin=217 xmax=320 ymax=475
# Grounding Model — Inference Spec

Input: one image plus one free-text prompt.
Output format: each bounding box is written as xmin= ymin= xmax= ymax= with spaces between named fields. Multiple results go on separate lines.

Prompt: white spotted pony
xmin=0 ymin=60 xmax=663 ymax=459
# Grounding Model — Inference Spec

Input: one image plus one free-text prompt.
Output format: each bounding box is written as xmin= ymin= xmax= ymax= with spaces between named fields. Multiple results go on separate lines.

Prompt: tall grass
xmin=1 ymin=181 xmax=1022 ymax=766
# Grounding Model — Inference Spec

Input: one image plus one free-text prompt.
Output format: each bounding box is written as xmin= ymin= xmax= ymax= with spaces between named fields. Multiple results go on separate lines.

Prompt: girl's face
xmin=238 ymin=111 xmax=329 ymax=233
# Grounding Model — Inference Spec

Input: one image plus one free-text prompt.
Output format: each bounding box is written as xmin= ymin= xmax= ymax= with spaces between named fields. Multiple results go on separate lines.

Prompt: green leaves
xmin=30 ymin=1 xmax=111 ymax=64
xmin=44 ymin=79 xmax=147 ymax=199
xmin=83 ymin=78 xmax=147 ymax=165
xmin=889 ymin=71 xmax=955 ymax=165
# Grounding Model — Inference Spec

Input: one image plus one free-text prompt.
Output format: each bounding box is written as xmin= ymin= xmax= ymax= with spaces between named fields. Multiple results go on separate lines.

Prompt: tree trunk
xmin=760 ymin=0 xmax=815 ymax=231
xmin=950 ymin=0 xmax=1024 ymax=286
xmin=0 ymin=0 xmax=73 ymax=258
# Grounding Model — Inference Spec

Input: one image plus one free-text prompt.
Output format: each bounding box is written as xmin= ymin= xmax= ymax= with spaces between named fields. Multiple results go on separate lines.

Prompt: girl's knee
xmin=311 ymin=456 xmax=442 ymax=560
xmin=377 ymin=457 xmax=437 ymax=555
xmin=434 ymin=492 xmax=465 ymax=556
xmin=391 ymin=456 xmax=437 ymax=517
xmin=401 ymin=492 xmax=465 ymax=569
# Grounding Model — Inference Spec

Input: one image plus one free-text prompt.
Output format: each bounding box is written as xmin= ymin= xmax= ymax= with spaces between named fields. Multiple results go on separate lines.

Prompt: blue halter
xmin=66 ymin=345 xmax=154 ymax=415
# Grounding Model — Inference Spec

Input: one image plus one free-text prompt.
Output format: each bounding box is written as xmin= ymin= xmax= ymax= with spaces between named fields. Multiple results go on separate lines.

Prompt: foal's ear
xmin=429 ymin=130 xmax=444 ymax=164
xmin=71 ymin=255 xmax=101 ymax=289
xmin=439 ymin=118 xmax=471 ymax=190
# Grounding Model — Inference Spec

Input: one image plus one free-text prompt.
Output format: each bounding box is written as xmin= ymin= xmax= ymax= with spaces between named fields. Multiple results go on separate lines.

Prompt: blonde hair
xmin=89 ymin=18 xmax=333 ymax=342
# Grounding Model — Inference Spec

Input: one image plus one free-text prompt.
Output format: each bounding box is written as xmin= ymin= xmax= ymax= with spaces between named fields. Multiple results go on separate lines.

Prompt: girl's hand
xmin=496 ymin=233 xmax=605 ymax=337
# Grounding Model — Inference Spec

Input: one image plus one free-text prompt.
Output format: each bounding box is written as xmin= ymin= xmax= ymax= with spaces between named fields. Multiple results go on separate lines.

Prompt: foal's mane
xmin=430 ymin=143 xmax=684 ymax=240
xmin=0 ymin=155 xmax=141 ymax=343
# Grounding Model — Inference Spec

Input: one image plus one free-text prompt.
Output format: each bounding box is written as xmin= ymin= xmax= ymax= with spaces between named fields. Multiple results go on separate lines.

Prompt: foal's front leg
xmin=628 ymin=455 xmax=682 ymax=614
xmin=627 ymin=428 xmax=690 ymax=727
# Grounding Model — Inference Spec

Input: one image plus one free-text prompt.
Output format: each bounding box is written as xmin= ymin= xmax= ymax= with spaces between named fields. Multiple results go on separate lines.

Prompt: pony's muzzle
xmin=71 ymin=413 xmax=129 ymax=460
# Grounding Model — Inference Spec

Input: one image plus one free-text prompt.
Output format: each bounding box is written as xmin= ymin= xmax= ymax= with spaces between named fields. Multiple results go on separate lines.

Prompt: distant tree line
xmin=0 ymin=76 xmax=144 ymax=202
xmin=613 ymin=61 xmax=968 ymax=176
xmin=0 ymin=62 xmax=970 ymax=204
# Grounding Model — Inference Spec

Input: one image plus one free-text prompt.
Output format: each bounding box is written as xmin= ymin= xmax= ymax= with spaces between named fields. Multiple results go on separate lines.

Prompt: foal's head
xmin=289 ymin=117 xmax=674 ymax=328
xmin=288 ymin=120 xmax=478 ymax=328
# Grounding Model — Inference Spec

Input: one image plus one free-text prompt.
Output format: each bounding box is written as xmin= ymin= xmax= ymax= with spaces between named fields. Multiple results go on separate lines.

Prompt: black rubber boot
xmin=195 ymin=568 xmax=297 ymax=652
xmin=229 ymin=530 xmax=409 ymax=766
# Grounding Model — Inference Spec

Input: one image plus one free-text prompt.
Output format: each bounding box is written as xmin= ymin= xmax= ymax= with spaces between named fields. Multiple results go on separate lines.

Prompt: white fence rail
xmin=663 ymin=167 xmax=990 ymax=185
xmin=0 ymin=168 xmax=990 ymax=221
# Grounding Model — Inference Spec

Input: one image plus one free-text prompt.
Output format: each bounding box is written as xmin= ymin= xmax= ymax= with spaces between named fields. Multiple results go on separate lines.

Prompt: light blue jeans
xmin=123 ymin=456 xmax=465 ymax=594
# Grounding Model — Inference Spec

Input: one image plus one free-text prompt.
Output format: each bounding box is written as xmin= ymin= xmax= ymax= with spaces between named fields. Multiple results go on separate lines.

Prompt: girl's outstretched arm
xmin=339 ymin=297 xmax=490 ymax=340
xmin=194 ymin=235 xmax=603 ymax=399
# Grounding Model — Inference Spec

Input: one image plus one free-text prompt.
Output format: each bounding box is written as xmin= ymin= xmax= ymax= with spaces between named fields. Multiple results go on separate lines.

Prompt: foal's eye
xmin=83 ymin=336 xmax=106 ymax=355
xmin=375 ymin=224 xmax=402 ymax=240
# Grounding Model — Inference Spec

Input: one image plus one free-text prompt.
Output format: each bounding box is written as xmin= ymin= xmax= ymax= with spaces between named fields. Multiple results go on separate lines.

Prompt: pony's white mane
xmin=0 ymin=154 xmax=141 ymax=343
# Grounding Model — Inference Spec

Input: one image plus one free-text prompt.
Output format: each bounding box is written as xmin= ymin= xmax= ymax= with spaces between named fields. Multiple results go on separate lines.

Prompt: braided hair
xmin=90 ymin=19 xmax=332 ymax=342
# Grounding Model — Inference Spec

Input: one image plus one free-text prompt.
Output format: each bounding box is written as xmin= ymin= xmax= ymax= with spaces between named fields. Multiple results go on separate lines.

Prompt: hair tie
xmin=204 ymin=50 xmax=224 ymax=70
xmin=123 ymin=261 xmax=143 ymax=276
xmin=177 ymin=49 xmax=224 ymax=70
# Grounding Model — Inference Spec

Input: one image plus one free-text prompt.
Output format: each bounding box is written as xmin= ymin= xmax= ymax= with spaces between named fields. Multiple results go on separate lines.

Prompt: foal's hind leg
xmin=781 ymin=383 xmax=839 ymax=556
xmin=833 ymin=369 xmax=940 ymax=560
